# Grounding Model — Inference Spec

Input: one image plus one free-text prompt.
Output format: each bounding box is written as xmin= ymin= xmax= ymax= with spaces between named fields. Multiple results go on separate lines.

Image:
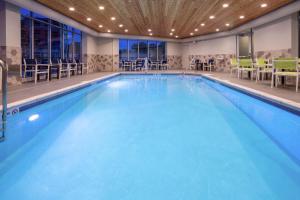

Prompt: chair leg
xmin=296 ymin=75 xmax=299 ymax=92
xmin=275 ymin=75 xmax=278 ymax=88
xmin=271 ymin=73 xmax=274 ymax=88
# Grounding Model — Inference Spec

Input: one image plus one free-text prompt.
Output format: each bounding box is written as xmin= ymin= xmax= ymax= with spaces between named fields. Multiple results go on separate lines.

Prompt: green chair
xmin=238 ymin=59 xmax=255 ymax=80
xmin=230 ymin=58 xmax=238 ymax=76
xmin=271 ymin=58 xmax=299 ymax=92
xmin=255 ymin=58 xmax=271 ymax=82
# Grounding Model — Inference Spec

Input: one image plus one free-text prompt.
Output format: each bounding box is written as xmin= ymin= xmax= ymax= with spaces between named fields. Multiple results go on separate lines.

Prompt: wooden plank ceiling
xmin=35 ymin=0 xmax=294 ymax=39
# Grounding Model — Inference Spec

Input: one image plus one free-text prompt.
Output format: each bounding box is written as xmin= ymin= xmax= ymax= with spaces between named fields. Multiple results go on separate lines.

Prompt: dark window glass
xmin=129 ymin=40 xmax=138 ymax=60
xmin=63 ymin=25 xmax=73 ymax=31
xmin=73 ymin=28 xmax=81 ymax=34
xmin=32 ymin=12 xmax=48 ymax=23
xmin=73 ymin=33 xmax=81 ymax=60
xmin=51 ymin=25 xmax=61 ymax=60
xmin=138 ymin=40 xmax=148 ymax=58
xmin=119 ymin=39 xmax=128 ymax=60
xmin=21 ymin=16 xmax=31 ymax=59
xmin=51 ymin=20 xmax=61 ymax=28
xmin=20 ymin=8 xmax=31 ymax=17
xmin=64 ymin=31 xmax=73 ymax=60
xmin=157 ymin=41 xmax=166 ymax=60
xmin=149 ymin=41 xmax=157 ymax=61
xmin=34 ymin=20 xmax=49 ymax=62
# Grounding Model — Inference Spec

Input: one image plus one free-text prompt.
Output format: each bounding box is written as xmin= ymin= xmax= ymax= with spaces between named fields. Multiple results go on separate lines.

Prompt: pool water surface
xmin=0 ymin=74 xmax=299 ymax=200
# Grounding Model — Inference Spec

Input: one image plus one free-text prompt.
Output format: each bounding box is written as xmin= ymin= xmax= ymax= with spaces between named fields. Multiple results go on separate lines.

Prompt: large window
xmin=21 ymin=8 xmax=82 ymax=62
xmin=119 ymin=39 xmax=166 ymax=61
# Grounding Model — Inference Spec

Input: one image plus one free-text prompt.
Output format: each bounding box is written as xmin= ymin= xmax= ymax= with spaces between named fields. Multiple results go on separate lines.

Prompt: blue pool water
xmin=0 ymin=74 xmax=300 ymax=200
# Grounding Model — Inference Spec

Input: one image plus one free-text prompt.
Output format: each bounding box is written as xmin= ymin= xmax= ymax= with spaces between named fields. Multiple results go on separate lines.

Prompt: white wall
xmin=253 ymin=16 xmax=292 ymax=52
xmin=82 ymin=34 xmax=119 ymax=55
xmin=166 ymin=42 xmax=182 ymax=56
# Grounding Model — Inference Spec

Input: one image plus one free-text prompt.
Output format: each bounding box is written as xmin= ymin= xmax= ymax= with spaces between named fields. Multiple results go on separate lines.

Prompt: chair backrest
xmin=24 ymin=58 xmax=36 ymax=65
xmin=239 ymin=59 xmax=253 ymax=68
xmin=50 ymin=58 xmax=60 ymax=65
xmin=273 ymin=58 xmax=297 ymax=71
xmin=208 ymin=58 xmax=214 ymax=65
xmin=256 ymin=58 xmax=267 ymax=67
xmin=61 ymin=59 xmax=68 ymax=63
xmin=230 ymin=58 xmax=237 ymax=65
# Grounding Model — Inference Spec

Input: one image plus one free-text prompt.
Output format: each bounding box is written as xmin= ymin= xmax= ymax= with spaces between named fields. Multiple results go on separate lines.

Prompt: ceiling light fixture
xmin=209 ymin=15 xmax=215 ymax=19
xmin=223 ymin=3 xmax=229 ymax=8
xmin=175 ymin=35 xmax=179 ymax=38
xmin=98 ymin=25 xmax=103 ymax=28
xmin=190 ymin=32 xmax=194 ymax=36
xmin=107 ymin=29 xmax=111 ymax=32
xmin=148 ymin=29 xmax=152 ymax=32
xmin=124 ymin=29 xmax=128 ymax=32
xmin=111 ymin=17 xmax=116 ymax=21
xmin=149 ymin=33 xmax=153 ymax=36
xmin=169 ymin=32 xmax=173 ymax=36
xmin=69 ymin=7 xmax=75 ymax=11
xmin=201 ymin=23 xmax=205 ymax=26
xmin=171 ymin=28 xmax=175 ymax=32
xmin=99 ymin=6 xmax=105 ymax=10
xmin=194 ymin=28 xmax=198 ymax=32
xmin=216 ymin=28 xmax=220 ymax=32
xmin=261 ymin=3 xmax=267 ymax=8
xmin=239 ymin=15 xmax=245 ymax=19
xmin=87 ymin=17 xmax=92 ymax=21
xmin=225 ymin=23 xmax=230 ymax=26
xmin=119 ymin=24 xmax=123 ymax=27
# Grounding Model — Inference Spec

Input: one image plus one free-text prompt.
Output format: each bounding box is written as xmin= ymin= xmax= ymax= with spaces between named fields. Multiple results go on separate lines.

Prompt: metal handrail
xmin=0 ymin=59 xmax=7 ymax=142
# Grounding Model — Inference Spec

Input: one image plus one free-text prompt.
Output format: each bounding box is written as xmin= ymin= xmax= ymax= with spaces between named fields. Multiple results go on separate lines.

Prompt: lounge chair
xmin=230 ymin=58 xmax=238 ymax=76
xmin=238 ymin=59 xmax=256 ymax=80
xmin=271 ymin=58 xmax=299 ymax=92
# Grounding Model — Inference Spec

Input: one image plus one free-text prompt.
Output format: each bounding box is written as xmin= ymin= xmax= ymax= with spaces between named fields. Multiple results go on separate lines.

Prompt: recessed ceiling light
xmin=119 ymin=24 xmax=123 ymax=27
xmin=111 ymin=17 xmax=116 ymax=21
xmin=148 ymin=29 xmax=152 ymax=32
xmin=149 ymin=33 xmax=153 ymax=36
xmin=171 ymin=28 xmax=175 ymax=32
xmin=239 ymin=15 xmax=245 ymax=19
xmin=69 ymin=7 xmax=75 ymax=11
xmin=209 ymin=15 xmax=215 ymax=19
xmin=261 ymin=3 xmax=267 ymax=8
xmin=107 ymin=29 xmax=111 ymax=32
xmin=124 ymin=29 xmax=128 ymax=32
xmin=216 ymin=28 xmax=220 ymax=32
xmin=194 ymin=28 xmax=198 ymax=32
xmin=169 ymin=32 xmax=173 ymax=36
xmin=98 ymin=25 xmax=103 ymax=28
xmin=190 ymin=32 xmax=194 ymax=36
xmin=99 ymin=6 xmax=105 ymax=10
xmin=175 ymin=35 xmax=179 ymax=38
xmin=225 ymin=23 xmax=230 ymax=26
xmin=87 ymin=17 xmax=92 ymax=21
xmin=201 ymin=23 xmax=205 ymax=26
xmin=223 ymin=3 xmax=229 ymax=8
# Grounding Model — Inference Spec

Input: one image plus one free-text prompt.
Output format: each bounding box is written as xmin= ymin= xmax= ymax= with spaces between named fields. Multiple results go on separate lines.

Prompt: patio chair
xmin=75 ymin=59 xmax=88 ymax=75
xmin=204 ymin=58 xmax=215 ymax=71
xmin=255 ymin=58 xmax=271 ymax=82
xmin=49 ymin=58 xmax=61 ymax=80
xmin=135 ymin=59 xmax=145 ymax=71
xmin=23 ymin=58 xmax=50 ymax=84
xmin=189 ymin=58 xmax=196 ymax=70
xmin=160 ymin=60 xmax=168 ymax=70
xmin=271 ymin=58 xmax=299 ymax=92
xmin=230 ymin=58 xmax=238 ymax=76
xmin=238 ymin=59 xmax=256 ymax=80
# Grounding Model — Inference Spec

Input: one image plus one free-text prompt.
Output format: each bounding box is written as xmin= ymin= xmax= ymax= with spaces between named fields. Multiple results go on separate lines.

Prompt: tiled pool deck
xmin=1 ymin=70 xmax=299 ymax=111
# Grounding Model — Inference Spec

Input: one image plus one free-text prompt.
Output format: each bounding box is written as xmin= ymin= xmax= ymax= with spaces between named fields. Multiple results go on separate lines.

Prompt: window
xmin=64 ymin=31 xmax=73 ymax=60
xmin=119 ymin=39 xmax=166 ymax=61
xmin=148 ymin=41 xmax=157 ymax=60
xmin=34 ymin=20 xmax=49 ymax=62
xmin=138 ymin=40 xmax=148 ymax=58
xmin=73 ymin=33 xmax=81 ymax=60
xmin=51 ymin=25 xmax=62 ymax=60
xmin=21 ymin=15 xmax=32 ymax=59
xmin=119 ymin=39 xmax=128 ymax=60
xmin=21 ymin=8 xmax=82 ymax=62
xmin=129 ymin=40 xmax=138 ymax=60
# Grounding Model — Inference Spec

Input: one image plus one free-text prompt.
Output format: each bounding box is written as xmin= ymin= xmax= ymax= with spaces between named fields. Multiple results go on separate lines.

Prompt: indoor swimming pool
xmin=0 ymin=74 xmax=299 ymax=200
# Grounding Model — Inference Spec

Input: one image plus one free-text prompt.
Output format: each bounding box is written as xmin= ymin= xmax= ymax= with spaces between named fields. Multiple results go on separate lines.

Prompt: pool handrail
xmin=0 ymin=59 xmax=7 ymax=142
